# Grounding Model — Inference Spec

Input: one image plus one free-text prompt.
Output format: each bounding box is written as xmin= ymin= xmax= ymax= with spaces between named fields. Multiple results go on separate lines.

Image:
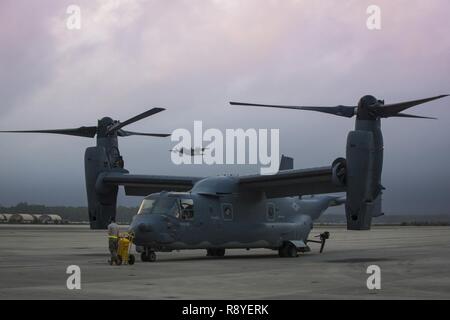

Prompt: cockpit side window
xmin=179 ymin=199 xmax=194 ymax=221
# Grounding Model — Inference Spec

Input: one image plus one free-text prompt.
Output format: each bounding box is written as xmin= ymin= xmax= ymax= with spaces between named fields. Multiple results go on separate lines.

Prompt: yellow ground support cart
xmin=116 ymin=233 xmax=135 ymax=265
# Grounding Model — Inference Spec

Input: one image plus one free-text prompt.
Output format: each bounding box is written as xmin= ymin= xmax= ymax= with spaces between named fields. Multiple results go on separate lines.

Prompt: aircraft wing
xmin=238 ymin=166 xmax=345 ymax=198
xmin=101 ymin=173 xmax=201 ymax=196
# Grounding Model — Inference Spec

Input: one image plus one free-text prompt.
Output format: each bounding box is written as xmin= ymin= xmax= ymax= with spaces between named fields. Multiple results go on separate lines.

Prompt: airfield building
xmin=2 ymin=214 xmax=13 ymax=223
xmin=38 ymin=214 xmax=63 ymax=224
xmin=9 ymin=213 xmax=35 ymax=224
xmin=0 ymin=213 xmax=64 ymax=224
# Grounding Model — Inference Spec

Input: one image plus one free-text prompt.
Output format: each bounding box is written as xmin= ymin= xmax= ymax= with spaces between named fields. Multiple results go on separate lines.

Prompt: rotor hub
xmin=356 ymin=95 xmax=379 ymax=120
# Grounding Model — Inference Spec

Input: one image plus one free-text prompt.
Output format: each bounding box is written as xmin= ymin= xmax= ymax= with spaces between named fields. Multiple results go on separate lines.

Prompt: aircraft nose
xmin=130 ymin=222 xmax=154 ymax=246
xmin=137 ymin=223 xmax=153 ymax=233
xmin=129 ymin=215 xmax=164 ymax=245
xmin=130 ymin=214 xmax=177 ymax=246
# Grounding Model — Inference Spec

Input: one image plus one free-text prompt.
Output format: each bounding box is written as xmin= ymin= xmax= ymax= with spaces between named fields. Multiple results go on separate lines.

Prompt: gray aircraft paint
xmin=130 ymin=178 xmax=337 ymax=251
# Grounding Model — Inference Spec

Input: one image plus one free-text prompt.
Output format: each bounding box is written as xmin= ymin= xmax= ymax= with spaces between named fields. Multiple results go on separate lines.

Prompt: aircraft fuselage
xmin=130 ymin=176 xmax=338 ymax=254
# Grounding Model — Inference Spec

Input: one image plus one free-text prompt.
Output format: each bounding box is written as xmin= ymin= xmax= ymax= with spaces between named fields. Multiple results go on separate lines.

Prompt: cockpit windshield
xmin=137 ymin=197 xmax=177 ymax=215
xmin=137 ymin=198 xmax=156 ymax=215
xmin=137 ymin=194 xmax=195 ymax=219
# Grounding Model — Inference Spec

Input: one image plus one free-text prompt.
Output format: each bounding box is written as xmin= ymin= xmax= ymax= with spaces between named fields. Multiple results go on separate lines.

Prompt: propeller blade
xmin=107 ymin=108 xmax=166 ymax=133
xmin=297 ymin=106 xmax=356 ymax=118
xmin=230 ymin=101 xmax=306 ymax=110
xmin=373 ymin=94 xmax=448 ymax=118
xmin=389 ymin=113 xmax=437 ymax=120
xmin=230 ymin=102 xmax=356 ymax=118
xmin=117 ymin=130 xmax=170 ymax=137
xmin=0 ymin=126 xmax=98 ymax=138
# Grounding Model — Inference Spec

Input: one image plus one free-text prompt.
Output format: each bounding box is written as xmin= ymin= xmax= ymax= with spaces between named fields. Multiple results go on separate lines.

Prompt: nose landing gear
xmin=141 ymin=248 xmax=156 ymax=262
xmin=206 ymin=248 xmax=226 ymax=257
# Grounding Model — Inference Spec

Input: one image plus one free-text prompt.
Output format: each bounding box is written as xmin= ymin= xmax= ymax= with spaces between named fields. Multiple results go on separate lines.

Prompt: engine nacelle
xmin=344 ymin=120 xmax=383 ymax=230
xmin=85 ymin=146 xmax=118 ymax=229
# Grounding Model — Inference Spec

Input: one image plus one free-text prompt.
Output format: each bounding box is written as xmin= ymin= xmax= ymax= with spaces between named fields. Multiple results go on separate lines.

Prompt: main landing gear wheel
xmin=206 ymin=248 xmax=226 ymax=257
xmin=278 ymin=246 xmax=288 ymax=257
xmin=141 ymin=250 xmax=156 ymax=262
xmin=278 ymin=243 xmax=298 ymax=258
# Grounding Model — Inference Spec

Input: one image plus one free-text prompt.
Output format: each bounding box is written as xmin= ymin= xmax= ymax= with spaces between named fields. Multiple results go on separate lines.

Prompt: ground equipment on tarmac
xmin=112 ymin=233 xmax=135 ymax=265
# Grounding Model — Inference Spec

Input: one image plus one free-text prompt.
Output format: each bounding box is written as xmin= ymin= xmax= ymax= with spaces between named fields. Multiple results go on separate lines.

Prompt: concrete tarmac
xmin=0 ymin=224 xmax=449 ymax=299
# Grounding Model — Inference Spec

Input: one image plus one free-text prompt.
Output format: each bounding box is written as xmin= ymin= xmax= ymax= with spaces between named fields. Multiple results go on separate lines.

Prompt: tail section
xmin=301 ymin=195 xmax=345 ymax=220
xmin=279 ymin=155 xmax=294 ymax=171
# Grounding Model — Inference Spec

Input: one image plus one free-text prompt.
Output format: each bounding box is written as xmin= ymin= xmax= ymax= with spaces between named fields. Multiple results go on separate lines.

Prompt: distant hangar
xmin=0 ymin=213 xmax=64 ymax=224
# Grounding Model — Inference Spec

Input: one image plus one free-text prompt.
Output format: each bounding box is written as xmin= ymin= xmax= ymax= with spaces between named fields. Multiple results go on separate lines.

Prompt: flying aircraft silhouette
xmin=170 ymin=147 xmax=207 ymax=157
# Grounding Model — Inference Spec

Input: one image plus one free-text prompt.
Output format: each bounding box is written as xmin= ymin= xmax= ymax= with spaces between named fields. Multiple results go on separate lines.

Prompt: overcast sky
xmin=0 ymin=0 xmax=449 ymax=214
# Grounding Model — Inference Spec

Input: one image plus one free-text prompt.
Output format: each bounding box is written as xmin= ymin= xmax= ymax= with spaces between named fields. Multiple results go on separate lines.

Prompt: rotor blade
xmin=117 ymin=130 xmax=170 ymax=137
xmin=230 ymin=102 xmax=356 ymax=118
xmin=107 ymin=108 xmax=166 ymax=133
xmin=0 ymin=126 xmax=97 ymax=138
xmin=297 ymin=106 xmax=356 ymax=118
xmin=230 ymin=101 xmax=307 ymax=110
xmin=389 ymin=113 xmax=437 ymax=120
xmin=373 ymin=94 xmax=448 ymax=118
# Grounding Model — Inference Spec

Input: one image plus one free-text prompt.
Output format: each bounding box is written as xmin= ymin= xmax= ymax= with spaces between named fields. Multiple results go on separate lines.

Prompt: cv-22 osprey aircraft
xmin=1 ymin=94 xmax=447 ymax=262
